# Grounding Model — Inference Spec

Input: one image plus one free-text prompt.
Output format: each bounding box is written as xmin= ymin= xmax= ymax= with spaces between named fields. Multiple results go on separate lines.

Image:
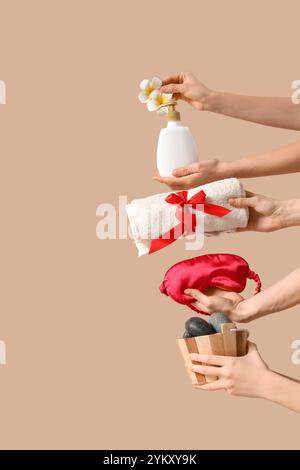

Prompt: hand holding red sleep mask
xmin=160 ymin=253 xmax=261 ymax=315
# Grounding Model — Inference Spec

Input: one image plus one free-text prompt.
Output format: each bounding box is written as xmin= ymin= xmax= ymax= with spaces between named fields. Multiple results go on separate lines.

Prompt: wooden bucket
xmin=177 ymin=323 xmax=249 ymax=385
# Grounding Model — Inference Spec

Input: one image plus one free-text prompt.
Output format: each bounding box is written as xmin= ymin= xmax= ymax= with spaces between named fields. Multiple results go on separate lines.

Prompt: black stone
xmin=182 ymin=330 xmax=193 ymax=338
xmin=185 ymin=316 xmax=215 ymax=337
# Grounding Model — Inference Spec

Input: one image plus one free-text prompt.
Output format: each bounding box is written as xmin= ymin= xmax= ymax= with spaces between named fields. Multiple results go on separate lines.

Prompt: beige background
xmin=0 ymin=0 xmax=299 ymax=450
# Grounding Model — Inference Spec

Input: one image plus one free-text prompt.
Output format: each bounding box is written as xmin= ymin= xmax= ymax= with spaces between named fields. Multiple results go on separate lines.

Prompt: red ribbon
xmin=149 ymin=190 xmax=231 ymax=254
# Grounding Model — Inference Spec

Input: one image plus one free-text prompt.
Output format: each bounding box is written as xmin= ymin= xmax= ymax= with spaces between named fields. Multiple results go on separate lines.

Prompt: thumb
xmin=160 ymin=83 xmax=184 ymax=94
xmin=246 ymin=341 xmax=258 ymax=354
xmin=184 ymin=289 xmax=207 ymax=302
xmin=228 ymin=196 xmax=257 ymax=209
xmin=173 ymin=162 xmax=200 ymax=177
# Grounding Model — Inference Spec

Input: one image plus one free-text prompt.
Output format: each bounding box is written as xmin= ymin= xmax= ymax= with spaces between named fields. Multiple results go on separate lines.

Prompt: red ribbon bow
xmin=149 ymin=189 xmax=231 ymax=254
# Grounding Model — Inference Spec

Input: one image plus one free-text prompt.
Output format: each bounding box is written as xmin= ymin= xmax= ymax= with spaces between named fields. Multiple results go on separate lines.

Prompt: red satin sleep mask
xmin=160 ymin=253 xmax=261 ymax=315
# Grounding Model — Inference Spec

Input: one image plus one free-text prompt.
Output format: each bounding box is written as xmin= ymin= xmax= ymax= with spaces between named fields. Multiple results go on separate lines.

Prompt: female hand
xmin=184 ymin=288 xmax=245 ymax=322
xmin=153 ymin=158 xmax=226 ymax=190
xmin=188 ymin=342 xmax=271 ymax=398
xmin=160 ymin=72 xmax=213 ymax=111
xmin=229 ymin=191 xmax=285 ymax=232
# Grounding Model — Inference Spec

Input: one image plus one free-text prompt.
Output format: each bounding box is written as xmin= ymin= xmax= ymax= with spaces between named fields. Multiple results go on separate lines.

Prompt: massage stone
xmin=209 ymin=312 xmax=231 ymax=333
xmin=182 ymin=330 xmax=193 ymax=338
xmin=185 ymin=317 xmax=215 ymax=337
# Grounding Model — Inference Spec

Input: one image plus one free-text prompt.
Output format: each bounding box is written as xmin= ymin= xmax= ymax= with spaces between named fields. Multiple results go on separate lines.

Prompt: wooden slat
xmin=235 ymin=329 xmax=249 ymax=356
xmin=193 ymin=335 xmax=217 ymax=382
xmin=177 ymin=338 xmax=206 ymax=385
xmin=221 ymin=323 xmax=237 ymax=357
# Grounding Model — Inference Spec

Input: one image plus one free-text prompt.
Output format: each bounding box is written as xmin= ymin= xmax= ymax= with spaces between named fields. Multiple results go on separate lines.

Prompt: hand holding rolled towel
xmin=126 ymin=178 xmax=249 ymax=256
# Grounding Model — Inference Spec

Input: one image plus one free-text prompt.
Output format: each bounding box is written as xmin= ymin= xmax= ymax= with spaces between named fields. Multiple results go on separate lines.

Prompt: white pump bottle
xmin=156 ymin=102 xmax=198 ymax=177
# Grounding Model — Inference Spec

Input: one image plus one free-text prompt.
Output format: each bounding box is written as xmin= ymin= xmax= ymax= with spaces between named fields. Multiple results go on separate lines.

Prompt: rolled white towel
xmin=126 ymin=178 xmax=248 ymax=256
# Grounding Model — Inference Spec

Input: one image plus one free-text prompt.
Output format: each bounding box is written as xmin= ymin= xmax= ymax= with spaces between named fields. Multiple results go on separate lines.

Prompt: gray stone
xmin=209 ymin=312 xmax=231 ymax=333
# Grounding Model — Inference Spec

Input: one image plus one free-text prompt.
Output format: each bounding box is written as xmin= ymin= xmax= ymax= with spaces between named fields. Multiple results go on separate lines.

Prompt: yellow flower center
xmin=146 ymin=85 xmax=154 ymax=96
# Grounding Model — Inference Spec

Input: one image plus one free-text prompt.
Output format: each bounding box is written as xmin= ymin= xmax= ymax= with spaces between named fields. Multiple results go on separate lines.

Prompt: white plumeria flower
xmin=146 ymin=89 xmax=173 ymax=114
xmin=138 ymin=77 xmax=162 ymax=104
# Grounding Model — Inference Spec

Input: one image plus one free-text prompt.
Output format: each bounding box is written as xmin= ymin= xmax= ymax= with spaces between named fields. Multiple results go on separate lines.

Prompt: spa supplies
xmin=126 ymin=178 xmax=248 ymax=256
xmin=209 ymin=312 xmax=232 ymax=333
xmin=178 ymin=321 xmax=249 ymax=385
xmin=183 ymin=314 xmax=231 ymax=337
xmin=184 ymin=316 xmax=215 ymax=337
xmin=156 ymin=101 xmax=198 ymax=176
xmin=160 ymin=253 xmax=261 ymax=315
xmin=138 ymin=78 xmax=198 ymax=176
